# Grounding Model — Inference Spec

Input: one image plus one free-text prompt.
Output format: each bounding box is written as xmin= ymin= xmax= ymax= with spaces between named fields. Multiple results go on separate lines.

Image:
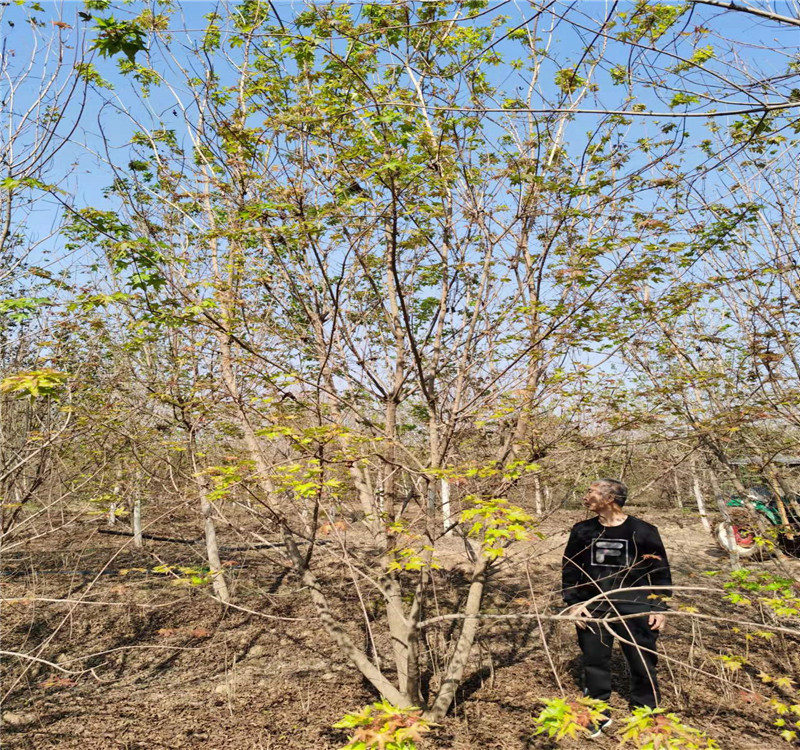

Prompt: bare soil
xmin=2 ymin=507 xmax=799 ymax=749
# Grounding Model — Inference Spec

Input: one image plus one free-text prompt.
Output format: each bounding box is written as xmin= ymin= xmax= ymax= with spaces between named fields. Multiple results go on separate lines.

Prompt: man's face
xmin=582 ymin=484 xmax=617 ymax=513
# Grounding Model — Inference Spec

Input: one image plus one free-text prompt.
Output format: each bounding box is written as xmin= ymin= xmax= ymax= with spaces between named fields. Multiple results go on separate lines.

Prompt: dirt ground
xmin=2 ymin=506 xmax=799 ymax=749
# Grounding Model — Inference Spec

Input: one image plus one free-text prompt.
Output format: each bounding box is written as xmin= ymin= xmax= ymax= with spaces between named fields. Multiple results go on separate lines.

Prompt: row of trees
xmin=3 ymin=0 xmax=800 ymax=723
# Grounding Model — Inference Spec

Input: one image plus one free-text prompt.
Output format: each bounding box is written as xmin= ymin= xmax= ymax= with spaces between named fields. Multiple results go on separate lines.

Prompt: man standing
xmin=561 ymin=479 xmax=672 ymax=737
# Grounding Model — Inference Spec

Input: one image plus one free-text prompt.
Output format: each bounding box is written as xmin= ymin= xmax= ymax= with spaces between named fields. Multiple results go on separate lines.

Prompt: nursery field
xmin=3 ymin=508 xmax=798 ymax=749
xmin=4 ymin=2 xmax=800 ymax=748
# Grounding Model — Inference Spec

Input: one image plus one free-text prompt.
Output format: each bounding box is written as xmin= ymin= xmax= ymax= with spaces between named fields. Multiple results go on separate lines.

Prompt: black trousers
xmin=577 ymin=614 xmax=660 ymax=709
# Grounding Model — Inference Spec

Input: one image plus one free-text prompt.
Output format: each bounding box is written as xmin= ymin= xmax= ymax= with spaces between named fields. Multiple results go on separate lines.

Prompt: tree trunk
xmin=426 ymin=554 xmax=489 ymax=720
xmin=427 ymin=482 xmax=437 ymax=515
xmin=690 ymin=458 xmax=711 ymax=533
xmin=441 ymin=477 xmax=452 ymax=536
xmin=132 ymin=496 xmax=143 ymax=548
xmin=186 ymin=414 xmax=230 ymax=603
xmin=708 ymin=466 xmax=740 ymax=569
xmin=762 ymin=465 xmax=794 ymax=539
xmin=383 ymin=576 xmax=420 ymax=703
xmin=349 ymin=461 xmax=380 ymax=536
xmin=319 ymin=369 xmax=381 ymax=536
xmin=533 ymin=473 xmax=543 ymax=515
xmin=282 ymin=529 xmax=409 ymax=706
xmin=109 ymin=467 xmax=124 ymax=526
xmin=767 ymin=467 xmax=800 ymax=523
xmin=200 ymin=476 xmax=230 ymax=603
xmin=672 ymin=469 xmax=683 ymax=509
xmin=214 ymin=330 xmax=414 ymax=699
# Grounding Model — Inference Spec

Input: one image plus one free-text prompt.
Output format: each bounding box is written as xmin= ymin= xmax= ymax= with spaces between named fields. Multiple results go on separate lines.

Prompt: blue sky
xmin=2 ymin=0 xmax=799 ymax=292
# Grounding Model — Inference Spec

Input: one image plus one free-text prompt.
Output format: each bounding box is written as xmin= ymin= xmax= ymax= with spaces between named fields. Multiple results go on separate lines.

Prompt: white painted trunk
xmin=110 ymin=469 xmax=122 ymax=526
xmin=132 ymin=497 xmax=143 ymax=548
xmin=441 ymin=478 xmax=451 ymax=536
xmin=533 ymin=474 xmax=543 ymax=515
xmin=691 ymin=465 xmax=711 ymax=533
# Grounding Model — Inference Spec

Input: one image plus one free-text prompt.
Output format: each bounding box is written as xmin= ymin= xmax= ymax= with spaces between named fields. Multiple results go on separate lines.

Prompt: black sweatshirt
xmin=561 ymin=515 xmax=672 ymax=614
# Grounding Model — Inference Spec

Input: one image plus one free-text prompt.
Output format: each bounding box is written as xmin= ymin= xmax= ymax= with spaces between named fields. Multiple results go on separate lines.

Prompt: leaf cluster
xmin=533 ymin=696 xmax=611 ymax=740
xmin=0 ymin=369 xmax=68 ymax=398
xmin=617 ymin=707 xmax=720 ymax=749
xmin=724 ymin=570 xmax=800 ymax=617
xmin=89 ymin=15 xmax=146 ymax=63
xmin=461 ymin=496 xmax=536 ymax=558
xmin=333 ymin=700 xmax=431 ymax=750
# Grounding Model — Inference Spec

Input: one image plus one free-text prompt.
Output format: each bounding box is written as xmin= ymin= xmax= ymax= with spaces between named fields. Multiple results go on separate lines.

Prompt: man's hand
xmin=648 ymin=612 xmax=666 ymax=631
xmin=566 ymin=603 xmax=592 ymax=629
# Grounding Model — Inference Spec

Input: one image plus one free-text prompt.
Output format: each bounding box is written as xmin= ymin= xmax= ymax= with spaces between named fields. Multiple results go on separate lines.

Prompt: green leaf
xmin=90 ymin=16 xmax=147 ymax=63
xmin=0 ymin=297 xmax=52 ymax=322
xmin=1 ymin=369 xmax=69 ymax=398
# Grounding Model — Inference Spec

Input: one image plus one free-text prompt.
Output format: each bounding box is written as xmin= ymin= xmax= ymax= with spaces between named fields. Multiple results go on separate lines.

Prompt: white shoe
xmin=586 ymin=717 xmax=612 ymax=739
